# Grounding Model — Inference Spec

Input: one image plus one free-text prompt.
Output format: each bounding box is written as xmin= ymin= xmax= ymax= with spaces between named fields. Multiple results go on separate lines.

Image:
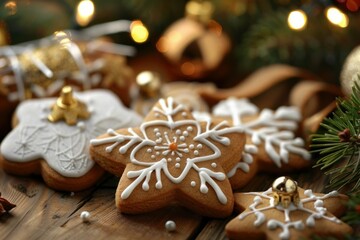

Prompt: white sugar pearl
xmin=80 ymin=211 xmax=90 ymax=222
xmin=165 ymin=220 xmax=176 ymax=232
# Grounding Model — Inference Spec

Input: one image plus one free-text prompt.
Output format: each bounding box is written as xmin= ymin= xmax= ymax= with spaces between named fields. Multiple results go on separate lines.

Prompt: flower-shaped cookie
xmin=0 ymin=90 xmax=142 ymax=191
xmin=90 ymin=97 xmax=245 ymax=217
xmin=225 ymin=180 xmax=353 ymax=240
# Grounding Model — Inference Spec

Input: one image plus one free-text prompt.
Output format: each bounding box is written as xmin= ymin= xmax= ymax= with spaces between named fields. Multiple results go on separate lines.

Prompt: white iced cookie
xmin=0 ymin=89 xmax=142 ymax=191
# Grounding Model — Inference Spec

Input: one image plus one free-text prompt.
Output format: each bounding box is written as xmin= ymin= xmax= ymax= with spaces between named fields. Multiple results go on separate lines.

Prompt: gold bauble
xmin=19 ymin=45 xmax=79 ymax=89
xmin=272 ymin=176 xmax=300 ymax=208
xmin=340 ymin=45 xmax=360 ymax=96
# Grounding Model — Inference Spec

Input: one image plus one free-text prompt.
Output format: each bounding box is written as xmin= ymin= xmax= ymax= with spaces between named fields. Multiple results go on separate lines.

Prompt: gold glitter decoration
xmin=101 ymin=55 xmax=133 ymax=88
xmin=18 ymin=45 xmax=79 ymax=94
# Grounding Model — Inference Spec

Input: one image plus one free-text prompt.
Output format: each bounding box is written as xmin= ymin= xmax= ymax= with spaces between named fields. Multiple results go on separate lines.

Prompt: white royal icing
xmin=238 ymin=188 xmax=342 ymax=240
xmin=227 ymin=144 xmax=257 ymax=178
xmin=212 ymin=98 xmax=310 ymax=168
xmin=0 ymin=90 xmax=142 ymax=177
xmin=91 ymin=98 xmax=244 ymax=204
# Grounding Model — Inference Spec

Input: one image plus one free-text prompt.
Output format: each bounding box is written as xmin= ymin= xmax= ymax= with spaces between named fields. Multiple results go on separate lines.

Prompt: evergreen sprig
xmin=312 ymin=78 xmax=360 ymax=193
xmin=342 ymin=194 xmax=360 ymax=225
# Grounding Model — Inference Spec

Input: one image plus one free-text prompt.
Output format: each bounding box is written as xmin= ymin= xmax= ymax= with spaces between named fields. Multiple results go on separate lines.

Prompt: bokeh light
xmin=76 ymin=0 xmax=95 ymax=27
xmin=287 ymin=10 xmax=307 ymax=30
xmin=326 ymin=7 xmax=349 ymax=28
xmin=130 ymin=20 xmax=149 ymax=43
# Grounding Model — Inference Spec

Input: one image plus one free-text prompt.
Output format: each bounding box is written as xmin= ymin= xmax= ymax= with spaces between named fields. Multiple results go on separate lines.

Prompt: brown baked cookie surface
xmin=225 ymin=176 xmax=353 ymax=240
xmin=0 ymin=89 xmax=142 ymax=191
xmin=91 ymin=97 xmax=246 ymax=217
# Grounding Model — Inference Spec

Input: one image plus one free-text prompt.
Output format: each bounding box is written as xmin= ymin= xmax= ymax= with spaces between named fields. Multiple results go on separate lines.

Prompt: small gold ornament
xmin=136 ymin=71 xmax=161 ymax=98
xmin=48 ymin=86 xmax=90 ymax=125
xmin=272 ymin=176 xmax=300 ymax=208
xmin=340 ymin=45 xmax=360 ymax=96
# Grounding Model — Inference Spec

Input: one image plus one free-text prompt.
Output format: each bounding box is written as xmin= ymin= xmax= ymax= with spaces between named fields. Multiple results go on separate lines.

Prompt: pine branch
xmin=342 ymin=194 xmax=360 ymax=225
xmin=311 ymin=77 xmax=360 ymax=193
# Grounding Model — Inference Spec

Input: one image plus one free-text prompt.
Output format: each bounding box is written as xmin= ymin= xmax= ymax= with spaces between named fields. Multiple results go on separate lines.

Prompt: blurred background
xmin=1 ymin=0 xmax=360 ymax=86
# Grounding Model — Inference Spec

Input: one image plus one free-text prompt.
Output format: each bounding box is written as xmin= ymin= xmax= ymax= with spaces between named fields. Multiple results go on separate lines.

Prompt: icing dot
xmin=182 ymin=112 xmax=187 ymax=117
xmin=197 ymin=144 xmax=202 ymax=149
xmin=190 ymin=181 xmax=196 ymax=187
xmin=156 ymin=151 xmax=160 ymax=156
xmin=176 ymin=129 xmax=181 ymax=135
xmin=211 ymin=163 xmax=217 ymax=168
xmin=80 ymin=211 xmax=90 ymax=223
xmin=200 ymin=185 xmax=208 ymax=193
xmin=147 ymin=148 xmax=152 ymax=153
xmin=156 ymin=182 xmax=162 ymax=189
xmin=187 ymin=126 xmax=193 ymax=132
xmin=168 ymin=158 xmax=172 ymax=162
xmin=77 ymin=122 xmax=86 ymax=131
xmin=183 ymin=149 xmax=190 ymax=153
xmin=156 ymin=138 xmax=162 ymax=144
xmin=176 ymin=157 xmax=181 ymax=162
xmin=154 ymin=128 xmax=159 ymax=132
xmin=194 ymin=150 xmax=199 ymax=156
xmin=165 ymin=220 xmax=176 ymax=232
xmin=183 ymin=131 xmax=189 ymax=136
xmin=156 ymin=132 xmax=162 ymax=137
xmin=180 ymin=136 xmax=185 ymax=141
xmin=189 ymin=144 xmax=194 ymax=149
xmin=175 ymin=163 xmax=180 ymax=168
xmin=151 ymin=155 xmax=156 ymax=159
xmin=315 ymin=200 xmax=323 ymax=208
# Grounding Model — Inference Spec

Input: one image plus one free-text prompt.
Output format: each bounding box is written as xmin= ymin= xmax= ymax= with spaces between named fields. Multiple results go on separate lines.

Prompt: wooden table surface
xmin=1 ymin=165 xmax=358 ymax=239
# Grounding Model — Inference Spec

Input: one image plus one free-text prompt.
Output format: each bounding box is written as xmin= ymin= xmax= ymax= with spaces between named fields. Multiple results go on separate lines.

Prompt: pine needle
xmin=311 ymin=78 xmax=360 ymax=193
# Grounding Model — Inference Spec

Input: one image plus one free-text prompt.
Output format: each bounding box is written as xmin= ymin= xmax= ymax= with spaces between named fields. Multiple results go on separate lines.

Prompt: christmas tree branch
xmin=311 ymin=77 xmax=360 ymax=193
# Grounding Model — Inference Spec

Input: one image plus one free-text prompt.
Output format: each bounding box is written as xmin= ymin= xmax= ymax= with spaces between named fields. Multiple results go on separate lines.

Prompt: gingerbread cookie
xmin=90 ymin=97 xmax=246 ymax=217
xmin=201 ymin=98 xmax=311 ymax=173
xmin=0 ymin=88 xmax=142 ymax=191
xmin=225 ymin=176 xmax=353 ymax=240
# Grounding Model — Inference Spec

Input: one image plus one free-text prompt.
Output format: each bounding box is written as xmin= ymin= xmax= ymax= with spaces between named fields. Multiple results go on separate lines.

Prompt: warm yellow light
xmin=326 ymin=7 xmax=349 ymax=28
xmin=76 ymin=0 xmax=95 ymax=27
xmin=338 ymin=15 xmax=349 ymax=28
xmin=130 ymin=21 xmax=149 ymax=43
xmin=287 ymin=10 xmax=307 ymax=30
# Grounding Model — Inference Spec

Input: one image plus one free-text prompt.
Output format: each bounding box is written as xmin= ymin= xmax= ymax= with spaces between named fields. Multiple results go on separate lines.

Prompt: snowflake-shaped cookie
xmin=90 ymin=97 xmax=246 ymax=217
xmin=0 ymin=90 xmax=142 ymax=191
xmin=194 ymin=98 xmax=311 ymax=188
xmin=225 ymin=187 xmax=353 ymax=240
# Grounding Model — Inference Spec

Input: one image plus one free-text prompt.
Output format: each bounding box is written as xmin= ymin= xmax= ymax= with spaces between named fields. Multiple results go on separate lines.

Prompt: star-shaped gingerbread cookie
xmin=90 ymin=97 xmax=246 ymax=217
xmin=0 ymin=89 xmax=142 ymax=191
xmin=225 ymin=177 xmax=353 ymax=240
xmin=194 ymin=98 xmax=311 ymax=190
